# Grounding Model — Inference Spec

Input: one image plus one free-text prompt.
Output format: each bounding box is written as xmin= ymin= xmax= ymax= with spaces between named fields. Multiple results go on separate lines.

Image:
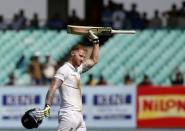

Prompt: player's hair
xmin=70 ymin=44 xmax=86 ymax=52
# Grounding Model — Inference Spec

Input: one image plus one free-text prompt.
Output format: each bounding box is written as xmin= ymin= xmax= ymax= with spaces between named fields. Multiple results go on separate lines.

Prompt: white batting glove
xmin=35 ymin=104 xmax=50 ymax=120
xmin=88 ymin=30 xmax=99 ymax=44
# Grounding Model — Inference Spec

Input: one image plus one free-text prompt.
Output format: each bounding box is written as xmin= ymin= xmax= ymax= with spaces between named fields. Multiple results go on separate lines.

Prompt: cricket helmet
xmin=21 ymin=108 xmax=42 ymax=129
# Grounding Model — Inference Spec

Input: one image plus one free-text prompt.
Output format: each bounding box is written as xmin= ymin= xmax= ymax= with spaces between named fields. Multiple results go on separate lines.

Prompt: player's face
xmin=72 ymin=49 xmax=85 ymax=67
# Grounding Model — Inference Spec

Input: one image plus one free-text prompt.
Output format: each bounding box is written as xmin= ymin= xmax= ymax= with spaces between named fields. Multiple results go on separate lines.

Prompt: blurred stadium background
xmin=1 ymin=0 xmax=185 ymax=131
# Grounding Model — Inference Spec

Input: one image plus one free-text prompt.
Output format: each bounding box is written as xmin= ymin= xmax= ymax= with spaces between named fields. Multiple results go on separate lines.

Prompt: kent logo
xmin=2 ymin=94 xmax=40 ymax=106
xmin=93 ymin=94 xmax=131 ymax=106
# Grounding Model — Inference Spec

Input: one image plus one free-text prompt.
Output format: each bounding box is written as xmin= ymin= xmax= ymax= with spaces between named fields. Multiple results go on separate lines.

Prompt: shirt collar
xmin=66 ymin=62 xmax=78 ymax=72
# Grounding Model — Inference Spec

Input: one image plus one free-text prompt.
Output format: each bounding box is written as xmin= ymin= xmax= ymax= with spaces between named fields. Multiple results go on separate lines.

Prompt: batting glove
xmin=88 ymin=30 xmax=99 ymax=44
xmin=35 ymin=104 xmax=50 ymax=120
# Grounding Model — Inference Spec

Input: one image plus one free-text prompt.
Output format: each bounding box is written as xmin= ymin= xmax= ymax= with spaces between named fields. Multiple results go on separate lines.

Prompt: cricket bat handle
xmin=112 ymin=30 xmax=136 ymax=34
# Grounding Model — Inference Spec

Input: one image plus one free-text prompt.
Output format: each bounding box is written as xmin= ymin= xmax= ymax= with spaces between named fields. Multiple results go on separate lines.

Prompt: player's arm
xmin=45 ymin=78 xmax=62 ymax=106
xmin=82 ymin=30 xmax=99 ymax=72
xmin=36 ymin=78 xmax=62 ymax=120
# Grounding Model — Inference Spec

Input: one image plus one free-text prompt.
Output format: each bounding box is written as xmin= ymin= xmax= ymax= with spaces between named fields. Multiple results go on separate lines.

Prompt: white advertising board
xmin=0 ymin=86 xmax=136 ymax=128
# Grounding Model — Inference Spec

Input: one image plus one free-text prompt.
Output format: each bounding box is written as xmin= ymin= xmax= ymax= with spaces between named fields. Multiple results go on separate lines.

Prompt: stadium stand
xmin=1 ymin=29 xmax=185 ymax=86
xmin=81 ymin=29 xmax=185 ymax=85
xmin=0 ymin=30 xmax=82 ymax=85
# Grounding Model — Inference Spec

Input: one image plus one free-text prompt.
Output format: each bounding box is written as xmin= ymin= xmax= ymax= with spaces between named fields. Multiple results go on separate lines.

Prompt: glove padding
xmin=88 ymin=30 xmax=99 ymax=44
xmin=35 ymin=104 xmax=50 ymax=120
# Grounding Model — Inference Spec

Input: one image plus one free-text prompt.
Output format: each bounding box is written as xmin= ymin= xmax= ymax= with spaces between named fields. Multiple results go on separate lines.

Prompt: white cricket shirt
xmin=54 ymin=62 xmax=84 ymax=111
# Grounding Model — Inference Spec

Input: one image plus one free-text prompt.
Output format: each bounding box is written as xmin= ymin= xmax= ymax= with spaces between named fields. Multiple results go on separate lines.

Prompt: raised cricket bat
xmin=67 ymin=25 xmax=136 ymax=36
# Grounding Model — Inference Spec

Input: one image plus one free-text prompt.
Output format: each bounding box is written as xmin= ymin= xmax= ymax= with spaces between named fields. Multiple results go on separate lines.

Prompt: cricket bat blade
xmin=67 ymin=25 xmax=136 ymax=35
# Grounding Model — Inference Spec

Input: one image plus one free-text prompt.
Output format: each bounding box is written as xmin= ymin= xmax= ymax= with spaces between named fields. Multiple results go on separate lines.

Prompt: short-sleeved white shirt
xmin=54 ymin=62 xmax=83 ymax=111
